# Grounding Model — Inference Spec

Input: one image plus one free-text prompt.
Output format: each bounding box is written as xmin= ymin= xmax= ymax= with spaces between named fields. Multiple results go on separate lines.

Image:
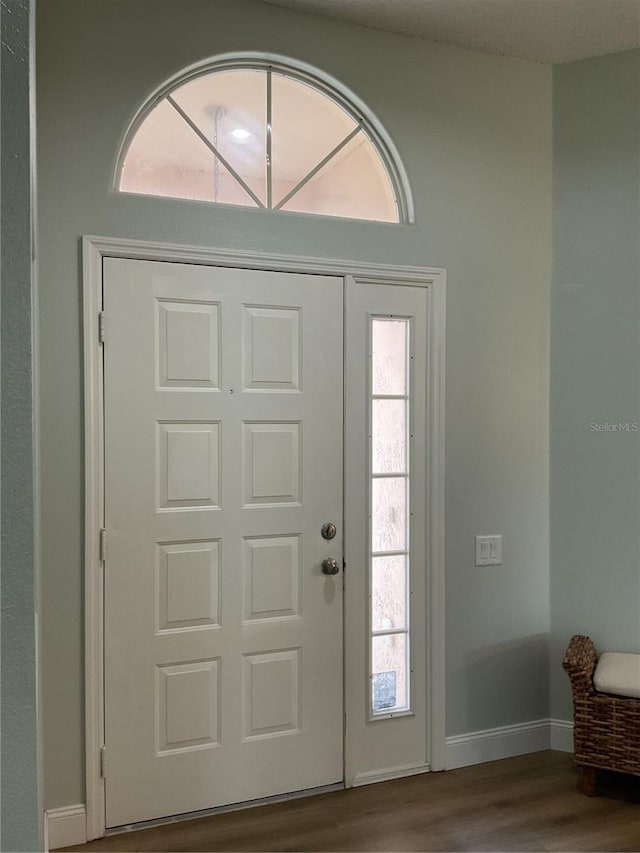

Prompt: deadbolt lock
xmin=321 ymin=522 xmax=337 ymax=540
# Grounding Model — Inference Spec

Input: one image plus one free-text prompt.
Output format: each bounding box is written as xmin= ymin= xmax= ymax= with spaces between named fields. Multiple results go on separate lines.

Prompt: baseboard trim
xmin=44 ymin=725 xmax=575 ymax=845
xmin=446 ymin=719 xmax=552 ymax=770
xmin=44 ymin=805 xmax=87 ymax=851
xmin=351 ymin=763 xmax=430 ymax=787
xmin=550 ymin=718 xmax=574 ymax=753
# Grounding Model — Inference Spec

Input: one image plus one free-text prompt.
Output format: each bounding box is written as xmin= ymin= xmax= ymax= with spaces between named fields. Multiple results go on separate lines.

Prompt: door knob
xmin=321 ymin=557 xmax=340 ymax=575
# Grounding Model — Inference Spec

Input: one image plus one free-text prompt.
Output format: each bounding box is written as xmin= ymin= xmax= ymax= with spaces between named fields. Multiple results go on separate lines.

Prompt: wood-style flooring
xmin=62 ymin=751 xmax=640 ymax=852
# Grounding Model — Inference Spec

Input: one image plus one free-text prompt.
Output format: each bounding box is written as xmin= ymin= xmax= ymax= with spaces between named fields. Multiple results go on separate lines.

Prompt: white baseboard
xmin=350 ymin=763 xmax=430 ymax=787
xmin=44 ymin=805 xmax=87 ymax=851
xmin=446 ymin=719 xmax=552 ymax=770
xmin=550 ymin=718 xmax=574 ymax=753
xmin=44 ymin=725 xmax=574 ymax=846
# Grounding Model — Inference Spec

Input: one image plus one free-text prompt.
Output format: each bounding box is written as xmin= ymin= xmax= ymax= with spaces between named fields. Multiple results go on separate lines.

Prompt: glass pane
xmin=281 ymin=131 xmax=398 ymax=222
xmin=171 ymin=70 xmax=267 ymax=205
xmin=372 ymin=556 xmax=407 ymax=632
xmin=372 ymin=399 xmax=407 ymax=474
xmin=372 ymin=477 xmax=407 ymax=553
xmin=372 ymin=320 xmax=408 ymax=395
xmin=120 ymin=99 xmax=258 ymax=207
xmin=272 ymin=73 xmax=357 ymax=208
xmin=372 ymin=633 xmax=408 ymax=712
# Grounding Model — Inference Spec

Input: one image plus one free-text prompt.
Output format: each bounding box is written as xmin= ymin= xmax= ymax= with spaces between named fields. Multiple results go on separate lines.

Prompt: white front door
xmin=103 ymin=258 xmax=344 ymax=827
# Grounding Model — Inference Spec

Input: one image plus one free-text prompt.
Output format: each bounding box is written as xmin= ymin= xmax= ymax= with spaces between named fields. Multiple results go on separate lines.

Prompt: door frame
xmin=82 ymin=234 xmax=446 ymax=840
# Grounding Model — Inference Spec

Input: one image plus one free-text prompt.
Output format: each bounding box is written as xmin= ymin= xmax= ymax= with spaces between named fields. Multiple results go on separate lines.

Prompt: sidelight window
xmin=369 ymin=318 xmax=411 ymax=715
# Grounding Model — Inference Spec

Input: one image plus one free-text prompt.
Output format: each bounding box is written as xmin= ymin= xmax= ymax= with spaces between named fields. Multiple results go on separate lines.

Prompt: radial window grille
xmin=117 ymin=61 xmax=406 ymax=223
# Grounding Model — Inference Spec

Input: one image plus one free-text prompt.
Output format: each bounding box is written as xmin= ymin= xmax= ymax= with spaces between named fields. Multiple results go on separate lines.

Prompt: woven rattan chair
xmin=563 ymin=634 xmax=640 ymax=795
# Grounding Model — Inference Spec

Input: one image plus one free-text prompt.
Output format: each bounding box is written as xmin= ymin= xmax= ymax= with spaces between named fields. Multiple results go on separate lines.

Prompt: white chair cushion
xmin=594 ymin=652 xmax=640 ymax=699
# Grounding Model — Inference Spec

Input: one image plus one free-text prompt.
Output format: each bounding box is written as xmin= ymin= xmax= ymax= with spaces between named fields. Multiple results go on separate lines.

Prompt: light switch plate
xmin=475 ymin=535 xmax=502 ymax=566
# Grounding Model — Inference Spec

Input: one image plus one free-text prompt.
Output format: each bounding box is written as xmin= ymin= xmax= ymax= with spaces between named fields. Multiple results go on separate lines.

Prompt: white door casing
xmin=82 ymin=236 xmax=446 ymax=841
xmin=103 ymin=259 xmax=343 ymax=826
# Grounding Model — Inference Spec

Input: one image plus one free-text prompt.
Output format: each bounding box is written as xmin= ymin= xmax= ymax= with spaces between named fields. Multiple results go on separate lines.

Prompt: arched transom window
xmin=117 ymin=58 xmax=411 ymax=223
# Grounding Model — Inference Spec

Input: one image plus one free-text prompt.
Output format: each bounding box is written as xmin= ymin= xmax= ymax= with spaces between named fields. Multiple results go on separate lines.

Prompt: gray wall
xmin=550 ymin=49 xmax=640 ymax=720
xmin=0 ymin=0 xmax=41 ymax=850
xmin=37 ymin=0 xmax=551 ymax=809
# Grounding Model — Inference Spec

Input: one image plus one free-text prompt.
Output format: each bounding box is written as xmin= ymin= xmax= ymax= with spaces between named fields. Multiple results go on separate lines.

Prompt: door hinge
xmin=100 ymin=745 xmax=107 ymax=779
xmin=99 ymin=528 xmax=107 ymax=563
xmin=98 ymin=311 xmax=106 ymax=343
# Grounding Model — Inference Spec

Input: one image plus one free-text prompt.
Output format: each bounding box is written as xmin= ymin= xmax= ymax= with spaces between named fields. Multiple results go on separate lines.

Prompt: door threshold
xmin=105 ymin=782 xmax=346 ymax=836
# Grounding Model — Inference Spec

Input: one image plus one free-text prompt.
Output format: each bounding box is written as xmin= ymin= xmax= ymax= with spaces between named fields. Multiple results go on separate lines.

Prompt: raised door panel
xmin=157 ymin=300 xmax=220 ymax=388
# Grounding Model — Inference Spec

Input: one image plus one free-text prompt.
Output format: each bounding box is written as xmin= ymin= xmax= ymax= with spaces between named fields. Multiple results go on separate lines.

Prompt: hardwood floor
xmin=62 ymin=751 xmax=640 ymax=852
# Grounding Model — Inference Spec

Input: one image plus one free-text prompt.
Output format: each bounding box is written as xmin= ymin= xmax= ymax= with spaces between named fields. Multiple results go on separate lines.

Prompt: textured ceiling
xmin=261 ymin=0 xmax=640 ymax=64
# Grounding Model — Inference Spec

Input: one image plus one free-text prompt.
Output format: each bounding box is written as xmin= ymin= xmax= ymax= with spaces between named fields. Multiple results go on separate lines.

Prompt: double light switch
xmin=475 ymin=535 xmax=503 ymax=566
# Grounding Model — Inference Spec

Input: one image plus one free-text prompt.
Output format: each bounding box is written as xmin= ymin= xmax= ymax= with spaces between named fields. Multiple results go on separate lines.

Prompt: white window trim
xmin=111 ymin=52 xmax=415 ymax=225
xmin=82 ymin=234 xmax=444 ymax=840
xmin=368 ymin=315 xmax=414 ymax=720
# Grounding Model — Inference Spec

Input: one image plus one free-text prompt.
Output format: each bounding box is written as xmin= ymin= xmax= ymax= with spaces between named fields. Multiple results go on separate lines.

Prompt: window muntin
xmin=369 ymin=318 xmax=411 ymax=716
xmin=170 ymin=69 xmax=268 ymax=206
xmin=270 ymin=72 xmax=358 ymax=208
xmin=118 ymin=61 xmax=406 ymax=223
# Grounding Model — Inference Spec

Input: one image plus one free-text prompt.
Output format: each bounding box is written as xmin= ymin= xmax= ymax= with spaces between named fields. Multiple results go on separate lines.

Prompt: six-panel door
xmin=103 ymin=259 xmax=344 ymax=826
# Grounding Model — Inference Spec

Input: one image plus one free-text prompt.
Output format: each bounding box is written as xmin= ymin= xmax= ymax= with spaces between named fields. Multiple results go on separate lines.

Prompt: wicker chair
xmin=563 ymin=634 xmax=640 ymax=795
